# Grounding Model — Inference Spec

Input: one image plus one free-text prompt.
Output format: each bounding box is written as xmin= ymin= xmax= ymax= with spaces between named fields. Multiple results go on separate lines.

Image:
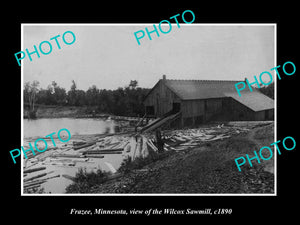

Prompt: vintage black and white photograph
xmin=22 ymin=24 xmax=275 ymax=195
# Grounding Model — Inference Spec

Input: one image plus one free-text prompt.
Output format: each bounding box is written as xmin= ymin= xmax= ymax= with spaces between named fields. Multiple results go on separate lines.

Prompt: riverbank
xmin=66 ymin=122 xmax=275 ymax=194
xmin=24 ymin=105 xmax=103 ymax=118
xmin=24 ymin=105 xmax=143 ymax=131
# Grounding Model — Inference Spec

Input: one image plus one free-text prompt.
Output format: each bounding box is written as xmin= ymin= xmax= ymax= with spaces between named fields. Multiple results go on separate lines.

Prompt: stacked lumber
xmin=155 ymin=123 xmax=257 ymax=151
xmin=22 ymin=133 xmax=152 ymax=193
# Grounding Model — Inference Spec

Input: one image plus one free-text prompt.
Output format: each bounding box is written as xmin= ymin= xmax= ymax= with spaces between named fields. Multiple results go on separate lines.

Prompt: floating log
xmin=50 ymin=158 xmax=71 ymax=162
xmin=101 ymin=148 xmax=124 ymax=152
xmin=84 ymin=155 xmax=104 ymax=158
xmin=35 ymin=151 xmax=55 ymax=161
xmin=83 ymin=148 xmax=124 ymax=154
xmin=24 ymin=146 xmax=58 ymax=157
xmin=24 ymin=167 xmax=46 ymax=174
xmin=24 ymin=184 xmax=41 ymax=191
xmin=24 ymin=180 xmax=47 ymax=188
xmin=62 ymin=174 xmax=75 ymax=181
xmin=24 ymin=174 xmax=60 ymax=188
xmin=105 ymin=142 xmax=120 ymax=148
xmin=50 ymin=162 xmax=76 ymax=166
xmin=73 ymin=141 xmax=87 ymax=146
xmin=49 ymin=158 xmax=89 ymax=163
xmin=102 ymin=151 xmax=123 ymax=155
xmin=25 ymin=162 xmax=39 ymax=169
xmin=24 ymin=171 xmax=54 ymax=182
xmin=26 ymin=152 xmax=42 ymax=159
xmin=85 ymin=151 xmax=122 ymax=155
xmin=52 ymin=153 xmax=84 ymax=158
xmin=71 ymin=158 xmax=90 ymax=162
xmin=73 ymin=141 xmax=96 ymax=150
xmin=87 ymin=148 xmax=124 ymax=152
xmin=31 ymin=174 xmax=60 ymax=183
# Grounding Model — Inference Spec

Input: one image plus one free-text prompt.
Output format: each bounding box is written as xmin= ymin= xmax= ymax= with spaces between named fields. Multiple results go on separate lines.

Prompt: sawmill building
xmin=143 ymin=75 xmax=274 ymax=127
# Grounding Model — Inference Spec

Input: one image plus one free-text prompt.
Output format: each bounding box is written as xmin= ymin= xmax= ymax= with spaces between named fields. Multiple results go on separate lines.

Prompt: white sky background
xmin=23 ymin=24 xmax=275 ymax=91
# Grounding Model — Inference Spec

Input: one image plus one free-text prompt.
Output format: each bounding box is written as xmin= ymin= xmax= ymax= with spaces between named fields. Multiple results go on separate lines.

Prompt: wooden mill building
xmin=143 ymin=75 xmax=274 ymax=127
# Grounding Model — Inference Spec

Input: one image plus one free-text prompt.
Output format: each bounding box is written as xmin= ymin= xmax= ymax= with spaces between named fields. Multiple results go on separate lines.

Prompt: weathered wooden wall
xmin=144 ymin=80 xmax=181 ymax=117
xmin=253 ymin=109 xmax=274 ymax=121
xmin=181 ymin=98 xmax=223 ymax=125
xmin=144 ymin=81 xmax=274 ymax=127
xmin=181 ymin=100 xmax=204 ymax=118
xmin=223 ymin=98 xmax=274 ymax=121
xmin=221 ymin=98 xmax=255 ymax=121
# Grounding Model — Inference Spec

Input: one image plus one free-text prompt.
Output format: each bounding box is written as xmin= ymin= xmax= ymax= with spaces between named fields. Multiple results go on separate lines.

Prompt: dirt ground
xmin=87 ymin=123 xmax=275 ymax=194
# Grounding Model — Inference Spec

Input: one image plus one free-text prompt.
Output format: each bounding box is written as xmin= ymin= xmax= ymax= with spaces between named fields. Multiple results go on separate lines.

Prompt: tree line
xmin=256 ymin=82 xmax=274 ymax=99
xmin=24 ymin=80 xmax=150 ymax=117
xmin=24 ymin=79 xmax=274 ymax=118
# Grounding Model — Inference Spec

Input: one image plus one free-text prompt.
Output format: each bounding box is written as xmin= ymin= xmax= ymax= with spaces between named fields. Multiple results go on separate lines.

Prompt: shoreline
xmin=23 ymin=105 xmax=143 ymax=120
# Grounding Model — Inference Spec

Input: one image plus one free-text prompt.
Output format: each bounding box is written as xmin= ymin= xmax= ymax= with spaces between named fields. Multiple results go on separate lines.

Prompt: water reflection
xmin=24 ymin=118 xmax=115 ymax=138
xmin=23 ymin=118 xmax=122 ymax=194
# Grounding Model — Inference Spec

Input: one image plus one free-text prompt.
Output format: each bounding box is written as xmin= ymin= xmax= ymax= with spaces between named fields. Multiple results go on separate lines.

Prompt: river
xmin=23 ymin=118 xmax=117 ymax=138
xmin=23 ymin=118 xmax=125 ymax=194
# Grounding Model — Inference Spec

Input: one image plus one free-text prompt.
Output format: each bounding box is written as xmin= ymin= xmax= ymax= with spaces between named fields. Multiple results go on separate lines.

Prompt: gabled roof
xmin=145 ymin=79 xmax=274 ymax=112
xmin=164 ymin=79 xmax=241 ymax=100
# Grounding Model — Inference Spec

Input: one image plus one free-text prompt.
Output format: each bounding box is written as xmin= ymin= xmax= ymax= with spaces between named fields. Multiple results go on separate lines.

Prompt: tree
xmin=98 ymin=89 xmax=114 ymax=113
xmin=129 ymin=80 xmax=138 ymax=89
xmin=67 ymin=80 xmax=77 ymax=105
xmin=76 ymin=90 xmax=86 ymax=106
xmin=257 ymin=82 xmax=274 ymax=99
xmin=24 ymin=80 xmax=39 ymax=111
xmin=112 ymin=87 xmax=127 ymax=115
xmin=25 ymin=79 xmax=151 ymax=117
xmin=86 ymin=85 xmax=100 ymax=106
xmin=36 ymin=81 xmax=67 ymax=105
xmin=52 ymin=81 xmax=67 ymax=105
xmin=38 ymin=87 xmax=53 ymax=105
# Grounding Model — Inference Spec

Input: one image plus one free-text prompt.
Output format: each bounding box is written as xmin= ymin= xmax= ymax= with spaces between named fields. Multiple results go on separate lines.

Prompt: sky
xmin=23 ymin=24 xmax=275 ymax=91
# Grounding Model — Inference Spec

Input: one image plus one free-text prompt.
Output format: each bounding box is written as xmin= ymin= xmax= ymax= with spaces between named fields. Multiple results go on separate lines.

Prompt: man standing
xmin=155 ymin=128 xmax=164 ymax=153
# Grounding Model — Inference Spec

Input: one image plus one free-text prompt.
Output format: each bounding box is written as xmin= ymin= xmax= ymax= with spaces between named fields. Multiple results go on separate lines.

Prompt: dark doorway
xmin=172 ymin=103 xmax=181 ymax=113
xmin=195 ymin=115 xmax=204 ymax=125
xmin=145 ymin=106 xmax=154 ymax=115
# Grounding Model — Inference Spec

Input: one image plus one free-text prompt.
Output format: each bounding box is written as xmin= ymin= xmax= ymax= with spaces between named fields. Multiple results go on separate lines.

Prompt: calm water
xmin=23 ymin=118 xmax=116 ymax=138
xmin=23 ymin=118 xmax=123 ymax=194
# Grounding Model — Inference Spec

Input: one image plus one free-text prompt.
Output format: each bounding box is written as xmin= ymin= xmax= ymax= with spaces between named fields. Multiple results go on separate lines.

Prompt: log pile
xmin=22 ymin=133 xmax=152 ymax=193
xmin=161 ymin=124 xmax=250 ymax=151
xmin=23 ymin=121 xmax=270 ymax=193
